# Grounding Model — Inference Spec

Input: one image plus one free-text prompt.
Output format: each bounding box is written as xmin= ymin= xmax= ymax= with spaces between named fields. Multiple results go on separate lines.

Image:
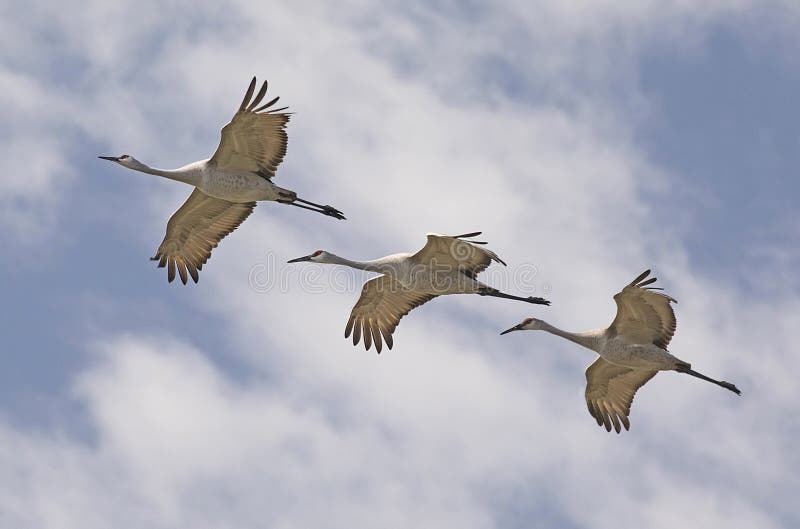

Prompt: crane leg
xmin=675 ymin=365 xmax=741 ymax=395
xmin=278 ymin=193 xmax=346 ymax=220
xmin=296 ymin=198 xmax=345 ymax=219
xmin=478 ymin=287 xmax=550 ymax=305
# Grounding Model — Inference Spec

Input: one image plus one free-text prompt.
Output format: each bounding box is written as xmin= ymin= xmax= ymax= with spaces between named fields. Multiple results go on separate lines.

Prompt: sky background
xmin=1 ymin=1 xmax=799 ymax=528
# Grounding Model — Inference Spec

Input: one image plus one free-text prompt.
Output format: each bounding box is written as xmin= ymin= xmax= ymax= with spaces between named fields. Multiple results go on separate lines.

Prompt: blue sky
xmin=1 ymin=2 xmax=799 ymax=528
xmin=639 ymin=24 xmax=800 ymax=281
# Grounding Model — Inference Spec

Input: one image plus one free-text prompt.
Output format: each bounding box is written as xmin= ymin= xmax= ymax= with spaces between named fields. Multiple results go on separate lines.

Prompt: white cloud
xmin=1 ymin=319 xmax=794 ymax=529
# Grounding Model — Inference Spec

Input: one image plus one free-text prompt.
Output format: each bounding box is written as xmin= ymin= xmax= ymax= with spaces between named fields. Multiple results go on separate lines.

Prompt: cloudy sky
xmin=2 ymin=1 xmax=799 ymax=528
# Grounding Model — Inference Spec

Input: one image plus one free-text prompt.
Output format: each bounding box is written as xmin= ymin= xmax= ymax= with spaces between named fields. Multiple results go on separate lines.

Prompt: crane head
xmin=500 ymin=317 xmax=543 ymax=335
xmin=98 ymin=154 xmax=136 ymax=167
xmin=287 ymin=249 xmax=326 ymax=263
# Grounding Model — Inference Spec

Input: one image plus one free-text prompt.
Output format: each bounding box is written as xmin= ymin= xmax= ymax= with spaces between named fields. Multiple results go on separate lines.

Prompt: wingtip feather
xmin=254 ymin=96 xmax=281 ymax=113
xmin=239 ymin=77 xmax=257 ymax=112
xmin=246 ymin=80 xmax=269 ymax=111
xmin=454 ymin=231 xmax=483 ymax=239
xmin=630 ymin=269 xmax=651 ymax=286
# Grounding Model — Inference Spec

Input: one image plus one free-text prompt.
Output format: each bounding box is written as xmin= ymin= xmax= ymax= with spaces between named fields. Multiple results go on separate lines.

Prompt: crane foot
xmin=321 ymin=205 xmax=346 ymax=220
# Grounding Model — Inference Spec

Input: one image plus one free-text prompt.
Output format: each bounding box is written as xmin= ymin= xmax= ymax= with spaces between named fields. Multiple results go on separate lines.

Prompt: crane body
xmin=99 ymin=77 xmax=344 ymax=284
xmin=502 ymin=269 xmax=740 ymax=433
xmin=289 ymin=232 xmax=550 ymax=353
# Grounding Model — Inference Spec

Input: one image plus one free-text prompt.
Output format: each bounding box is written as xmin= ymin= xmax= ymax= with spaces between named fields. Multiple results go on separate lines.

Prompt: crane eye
xmin=523 ymin=318 xmax=534 ymax=325
xmin=312 ymin=250 xmax=323 ymax=256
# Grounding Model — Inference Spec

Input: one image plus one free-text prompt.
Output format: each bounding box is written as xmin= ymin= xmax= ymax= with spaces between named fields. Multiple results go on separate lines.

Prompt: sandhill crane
xmin=288 ymin=232 xmax=550 ymax=353
xmin=99 ymin=77 xmax=345 ymax=284
xmin=501 ymin=270 xmax=740 ymax=433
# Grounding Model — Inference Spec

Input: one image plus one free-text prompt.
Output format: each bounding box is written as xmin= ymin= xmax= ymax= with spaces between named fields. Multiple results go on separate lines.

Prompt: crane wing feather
xmin=609 ymin=269 xmax=677 ymax=349
xmin=345 ymin=276 xmax=437 ymax=353
xmin=410 ymin=232 xmax=505 ymax=279
xmin=152 ymin=189 xmax=255 ymax=284
xmin=209 ymin=77 xmax=290 ymax=178
xmin=585 ymin=358 xmax=658 ymax=433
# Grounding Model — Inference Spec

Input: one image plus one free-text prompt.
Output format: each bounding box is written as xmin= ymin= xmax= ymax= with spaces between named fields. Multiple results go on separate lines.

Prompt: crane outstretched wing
xmin=345 ymin=276 xmax=437 ymax=353
xmin=585 ymin=358 xmax=658 ymax=433
xmin=209 ymin=77 xmax=290 ymax=178
xmin=609 ymin=269 xmax=677 ymax=349
xmin=410 ymin=232 xmax=505 ymax=279
xmin=152 ymin=189 xmax=255 ymax=284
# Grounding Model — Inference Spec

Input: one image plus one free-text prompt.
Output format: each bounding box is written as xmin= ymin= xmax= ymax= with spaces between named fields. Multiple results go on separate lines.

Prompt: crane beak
xmin=98 ymin=156 xmax=119 ymax=161
xmin=287 ymin=254 xmax=314 ymax=263
xmin=500 ymin=324 xmax=523 ymax=335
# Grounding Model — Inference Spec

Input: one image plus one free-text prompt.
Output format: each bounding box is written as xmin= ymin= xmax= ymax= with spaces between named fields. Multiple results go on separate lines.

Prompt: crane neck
xmin=126 ymin=160 xmax=202 ymax=186
xmin=540 ymin=321 xmax=605 ymax=353
xmin=322 ymin=253 xmax=388 ymax=273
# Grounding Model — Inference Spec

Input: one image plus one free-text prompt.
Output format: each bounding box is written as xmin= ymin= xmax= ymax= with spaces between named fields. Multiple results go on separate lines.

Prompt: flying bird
xmin=99 ymin=77 xmax=345 ymax=284
xmin=288 ymin=232 xmax=550 ymax=353
xmin=501 ymin=269 xmax=740 ymax=433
